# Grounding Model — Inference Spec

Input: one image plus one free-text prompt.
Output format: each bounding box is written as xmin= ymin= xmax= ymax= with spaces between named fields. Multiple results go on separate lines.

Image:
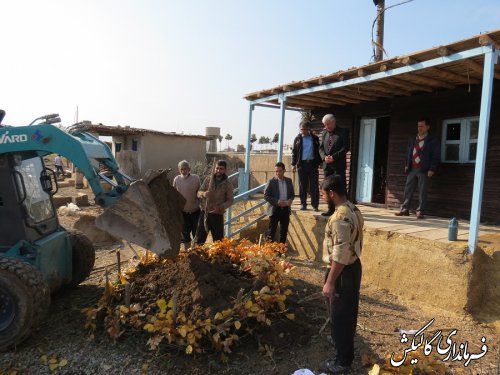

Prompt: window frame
xmin=441 ymin=116 xmax=479 ymax=164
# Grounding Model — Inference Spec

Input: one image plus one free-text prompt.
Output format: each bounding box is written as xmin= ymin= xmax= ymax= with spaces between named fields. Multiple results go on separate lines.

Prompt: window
xmin=441 ymin=117 xmax=478 ymax=163
xmin=132 ymin=139 xmax=138 ymax=151
xmin=115 ymin=142 xmax=122 ymax=152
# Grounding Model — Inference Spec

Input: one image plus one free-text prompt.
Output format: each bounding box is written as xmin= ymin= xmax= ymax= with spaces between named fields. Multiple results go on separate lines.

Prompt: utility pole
xmin=375 ymin=0 xmax=385 ymax=62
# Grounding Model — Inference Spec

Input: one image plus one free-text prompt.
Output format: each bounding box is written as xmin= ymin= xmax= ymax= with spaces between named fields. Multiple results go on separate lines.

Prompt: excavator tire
xmin=0 ymin=257 xmax=50 ymax=352
xmin=68 ymin=231 xmax=96 ymax=287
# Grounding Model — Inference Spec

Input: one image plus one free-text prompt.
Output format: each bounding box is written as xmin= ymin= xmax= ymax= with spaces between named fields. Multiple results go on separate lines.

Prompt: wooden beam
xmin=465 ymin=59 xmax=500 ymax=80
xmin=343 ymin=85 xmax=394 ymax=98
xmin=380 ymin=64 xmax=390 ymax=72
xmin=299 ymin=91 xmax=354 ymax=104
xmin=285 ymin=96 xmax=333 ymax=108
xmin=386 ymin=77 xmax=434 ymax=92
xmin=358 ymin=69 xmax=366 ymax=77
xmin=363 ymin=81 xmax=411 ymax=96
xmin=301 ymin=93 xmax=353 ymax=105
xmin=478 ymin=34 xmax=500 ymax=51
xmin=333 ymin=88 xmax=378 ymax=101
xmin=395 ymin=56 xmax=415 ymax=66
xmin=405 ymin=73 xmax=455 ymax=89
xmin=426 ymin=67 xmax=481 ymax=85
xmin=437 ymin=46 xmax=449 ymax=57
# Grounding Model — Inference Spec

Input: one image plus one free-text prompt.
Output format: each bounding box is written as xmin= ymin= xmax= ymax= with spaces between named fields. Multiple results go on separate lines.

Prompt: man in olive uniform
xmin=319 ymin=175 xmax=363 ymax=374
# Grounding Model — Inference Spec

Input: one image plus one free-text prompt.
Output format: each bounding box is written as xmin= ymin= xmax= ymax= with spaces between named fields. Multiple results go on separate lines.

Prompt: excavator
xmin=0 ymin=110 xmax=184 ymax=351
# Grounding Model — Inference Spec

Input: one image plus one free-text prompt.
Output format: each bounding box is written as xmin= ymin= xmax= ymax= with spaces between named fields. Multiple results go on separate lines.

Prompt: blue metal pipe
xmin=277 ymin=95 xmax=286 ymax=162
xmin=468 ymin=47 xmax=498 ymax=253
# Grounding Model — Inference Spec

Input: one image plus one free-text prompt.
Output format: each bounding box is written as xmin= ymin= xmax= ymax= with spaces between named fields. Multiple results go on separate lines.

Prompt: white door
xmin=356 ymin=118 xmax=377 ymax=203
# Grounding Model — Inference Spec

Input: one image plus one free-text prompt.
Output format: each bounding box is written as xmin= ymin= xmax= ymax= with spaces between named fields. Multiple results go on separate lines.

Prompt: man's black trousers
xmin=195 ymin=211 xmax=224 ymax=244
xmin=267 ymin=207 xmax=290 ymax=244
xmin=327 ymin=258 xmax=362 ymax=367
xmin=298 ymin=162 xmax=319 ymax=208
xmin=181 ymin=209 xmax=201 ymax=243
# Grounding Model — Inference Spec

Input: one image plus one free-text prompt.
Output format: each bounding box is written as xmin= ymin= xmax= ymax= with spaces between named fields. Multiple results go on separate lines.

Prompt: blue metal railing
xmin=224 ymin=181 xmax=267 ymax=238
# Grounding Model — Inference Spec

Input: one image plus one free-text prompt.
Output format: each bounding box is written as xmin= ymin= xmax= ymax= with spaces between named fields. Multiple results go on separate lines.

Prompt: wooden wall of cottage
xmin=312 ymin=83 xmax=500 ymax=223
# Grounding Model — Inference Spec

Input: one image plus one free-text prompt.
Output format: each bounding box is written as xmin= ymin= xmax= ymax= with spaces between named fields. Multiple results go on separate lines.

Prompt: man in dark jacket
xmin=395 ymin=118 xmax=440 ymax=219
xmin=291 ymin=120 xmax=322 ymax=211
xmin=264 ymin=162 xmax=295 ymax=244
xmin=319 ymin=114 xmax=350 ymax=217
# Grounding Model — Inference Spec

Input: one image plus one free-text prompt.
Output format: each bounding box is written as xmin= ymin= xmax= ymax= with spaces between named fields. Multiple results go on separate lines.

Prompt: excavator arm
xmin=0 ymin=122 xmax=183 ymax=257
xmin=0 ymin=123 xmax=129 ymax=207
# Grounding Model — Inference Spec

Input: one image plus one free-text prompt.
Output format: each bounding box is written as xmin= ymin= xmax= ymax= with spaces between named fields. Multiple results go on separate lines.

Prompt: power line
xmin=371 ymin=0 xmax=416 ymax=62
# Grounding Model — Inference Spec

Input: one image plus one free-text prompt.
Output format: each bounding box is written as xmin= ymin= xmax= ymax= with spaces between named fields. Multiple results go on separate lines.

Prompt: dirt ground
xmin=1 ymin=180 xmax=499 ymax=375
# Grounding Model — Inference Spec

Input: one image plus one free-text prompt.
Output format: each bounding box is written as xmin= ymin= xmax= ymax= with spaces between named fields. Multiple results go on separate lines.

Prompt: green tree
xmin=218 ymin=135 xmax=223 ymax=152
xmin=250 ymin=133 xmax=257 ymax=150
xmin=272 ymin=133 xmax=279 ymax=149
xmin=225 ymin=134 xmax=233 ymax=150
xmin=236 ymin=144 xmax=245 ymax=152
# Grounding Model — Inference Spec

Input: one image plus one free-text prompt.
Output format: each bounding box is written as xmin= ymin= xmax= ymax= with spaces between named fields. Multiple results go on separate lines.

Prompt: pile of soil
xmin=130 ymin=253 xmax=253 ymax=321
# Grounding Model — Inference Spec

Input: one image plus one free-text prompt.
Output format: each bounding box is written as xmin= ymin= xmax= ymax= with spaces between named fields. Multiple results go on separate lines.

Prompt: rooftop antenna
xmin=74 ymin=105 xmax=79 ymax=124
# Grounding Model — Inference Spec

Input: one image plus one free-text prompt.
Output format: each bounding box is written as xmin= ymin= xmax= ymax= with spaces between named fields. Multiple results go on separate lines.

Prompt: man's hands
xmin=278 ymin=199 xmax=292 ymax=207
xmin=325 ymin=155 xmax=334 ymax=164
xmin=427 ymin=170 xmax=434 ymax=177
xmin=202 ymin=191 xmax=214 ymax=199
xmin=322 ymin=281 xmax=335 ymax=300
xmin=209 ymin=206 xmax=225 ymax=215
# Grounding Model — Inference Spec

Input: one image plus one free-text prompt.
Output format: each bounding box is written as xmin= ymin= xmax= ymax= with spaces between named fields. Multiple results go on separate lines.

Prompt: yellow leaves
xmin=147 ymin=335 xmax=163 ymax=350
xmin=259 ymin=286 xmax=271 ymax=294
xmin=119 ymin=305 xmax=129 ymax=314
xmin=144 ymin=323 xmax=155 ymax=333
xmin=83 ymin=238 xmax=296 ymax=359
xmin=156 ymin=298 xmax=167 ymax=314
xmin=167 ymin=298 xmax=174 ymax=308
xmin=178 ymin=326 xmax=187 ymax=337
xmin=368 ymin=364 xmax=380 ymax=375
xmin=40 ymin=355 xmax=68 ymax=372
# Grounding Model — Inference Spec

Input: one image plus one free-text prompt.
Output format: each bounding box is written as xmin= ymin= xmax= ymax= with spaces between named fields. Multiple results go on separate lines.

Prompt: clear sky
xmin=1 ymin=0 xmax=499 ymax=149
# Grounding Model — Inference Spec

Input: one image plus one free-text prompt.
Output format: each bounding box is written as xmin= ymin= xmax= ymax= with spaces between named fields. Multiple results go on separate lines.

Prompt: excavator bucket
xmin=95 ymin=170 xmax=185 ymax=258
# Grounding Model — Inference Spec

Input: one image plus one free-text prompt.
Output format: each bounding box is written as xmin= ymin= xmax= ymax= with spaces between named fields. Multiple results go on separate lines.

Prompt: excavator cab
xmin=0 ymin=153 xmax=59 ymax=251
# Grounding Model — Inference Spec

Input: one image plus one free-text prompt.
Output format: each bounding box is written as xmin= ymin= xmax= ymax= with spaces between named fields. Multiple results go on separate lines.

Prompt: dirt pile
xmin=130 ymin=253 xmax=253 ymax=321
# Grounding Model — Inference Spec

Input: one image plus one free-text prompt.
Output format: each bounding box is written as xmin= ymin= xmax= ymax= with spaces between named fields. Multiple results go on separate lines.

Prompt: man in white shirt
xmin=172 ymin=160 xmax=201 ymax=245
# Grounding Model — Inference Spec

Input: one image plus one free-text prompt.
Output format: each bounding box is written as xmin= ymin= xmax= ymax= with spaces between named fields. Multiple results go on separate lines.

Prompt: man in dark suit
xmin=292 ymin=120 xmax=322 ymax=211
xmin=264 ymin=162 xmax=295 ymax=244
xmin=395 ymin=118 xmax=440 ymax=219
xmin=319 ymin=114 xmax=350 ymax=216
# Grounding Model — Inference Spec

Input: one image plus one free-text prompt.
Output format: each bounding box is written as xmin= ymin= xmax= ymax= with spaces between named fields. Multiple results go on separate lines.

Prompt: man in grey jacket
xmin=264 ymin=162 xmax=294 ymax=244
